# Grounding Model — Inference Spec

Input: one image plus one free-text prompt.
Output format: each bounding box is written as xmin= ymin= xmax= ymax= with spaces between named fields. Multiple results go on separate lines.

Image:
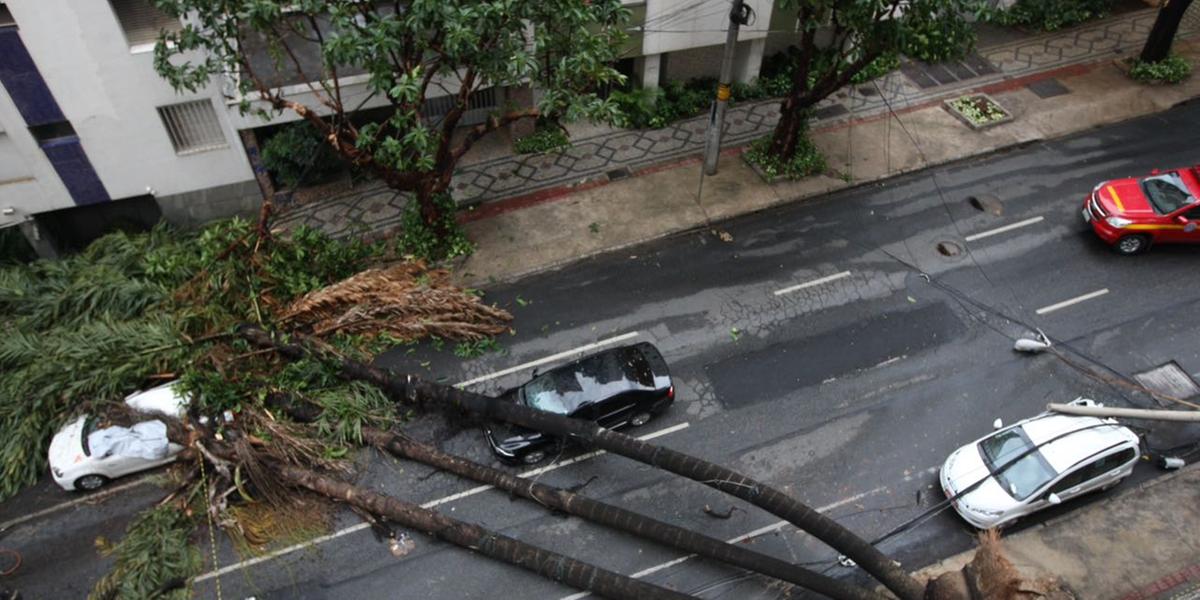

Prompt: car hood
xmin=941 ymin=444 xmax=1017 ymax=514
xmin=1095 ymin=179 xmax=1155 ymax=217
xmin=48 ymin=415 xmax=89 ymax=470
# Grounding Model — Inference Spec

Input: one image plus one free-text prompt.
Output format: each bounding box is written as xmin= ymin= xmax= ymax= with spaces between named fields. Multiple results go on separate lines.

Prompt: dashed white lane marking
xmin=558 ymin=484 xmax=891 ymax=600
xmin=773 ymin=271 xmax=852 ymax=296
xmin=456 ymin=332 xmax=640 ymax=388
xmin=964 ymin=216 xmax=1045 ymax=242
xmin=193 ymin=421 xmax=690 ymax=583
xmin=1035 ymin=288 xmax=1109 ymax=315
xmin=0 ymin=477 xmax=152 ymax=533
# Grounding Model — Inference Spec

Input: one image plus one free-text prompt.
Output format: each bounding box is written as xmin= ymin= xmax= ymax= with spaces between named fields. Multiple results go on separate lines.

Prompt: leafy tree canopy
xmin=152 ymin=0 xmax=629 ymax=252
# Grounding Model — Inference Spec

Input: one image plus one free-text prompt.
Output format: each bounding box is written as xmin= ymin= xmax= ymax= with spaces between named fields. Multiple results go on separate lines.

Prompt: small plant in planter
xmin=1128 ymin=55 xmax=1192 ymax=85
xmin=944 ymin=94 xmax=1012 ymax=130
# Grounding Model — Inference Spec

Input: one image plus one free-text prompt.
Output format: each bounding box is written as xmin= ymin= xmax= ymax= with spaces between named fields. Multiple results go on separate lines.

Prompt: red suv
xmin=1083 ymin=166 xmax=1200 ymax=254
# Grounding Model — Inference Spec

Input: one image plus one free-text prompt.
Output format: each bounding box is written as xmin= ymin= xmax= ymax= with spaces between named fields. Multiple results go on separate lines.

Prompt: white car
xmin=939 ymin=401 xmax=1139 ymax=529
xmin=48 ymin=381 xmax=189 ymax=491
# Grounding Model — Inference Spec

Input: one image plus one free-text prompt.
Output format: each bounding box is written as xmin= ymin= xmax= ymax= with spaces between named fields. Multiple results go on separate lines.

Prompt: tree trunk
xmin=415 ymin=181 xmax=447 ymax=233
xmin=770 ymin=98 xmax=807 ymax=160
xmin=1140 ymin=0 xmax=1195 ymax=63
xmin=240 ymin=326 xmax=926 ymax=600
xmin=272 ymin=461 xmax=695 ymax=600
xmin=363 ymin=428 xmax=884 ymax=600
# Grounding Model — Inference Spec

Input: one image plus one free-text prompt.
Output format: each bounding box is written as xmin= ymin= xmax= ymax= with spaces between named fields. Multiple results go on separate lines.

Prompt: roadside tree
xmin=768 ymin=0 xmax=982 ymax=160
xmin=152 ymin=0 xmax=629 ymax=258
xmin=1139 ymin=0 xmax=1196 ymax=63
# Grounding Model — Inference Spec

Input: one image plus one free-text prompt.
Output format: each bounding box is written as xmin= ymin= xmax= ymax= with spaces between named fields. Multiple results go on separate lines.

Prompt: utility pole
xmin=702 ymin=0 xmax=750 ymax=175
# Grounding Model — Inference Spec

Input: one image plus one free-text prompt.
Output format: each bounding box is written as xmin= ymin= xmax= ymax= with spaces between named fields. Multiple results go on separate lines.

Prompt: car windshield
xmin=1141 ymin=172 xmax=1196 ymax=214
xmin=978 ymin=427 xmax=1057 ymax=501
xmin=521 ymin=374 xmax=573 ymax=415
xmin=520 ymin=348 xmax=654 ymax=415
xmin=82 ymin=416 xmax=97 ymax=457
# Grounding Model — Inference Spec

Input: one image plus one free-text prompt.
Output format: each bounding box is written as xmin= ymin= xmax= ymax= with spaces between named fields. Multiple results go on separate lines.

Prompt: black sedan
xmin=483 ymin=342 xmax=674 ymax=464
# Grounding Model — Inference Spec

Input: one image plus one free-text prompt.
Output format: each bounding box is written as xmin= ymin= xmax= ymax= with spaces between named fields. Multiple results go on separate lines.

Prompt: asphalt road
xmin=4 ymin=102 xmax=1199 ymax=600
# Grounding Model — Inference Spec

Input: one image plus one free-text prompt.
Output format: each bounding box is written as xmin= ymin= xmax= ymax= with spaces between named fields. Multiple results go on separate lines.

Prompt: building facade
xmin=0 ymin=0 xmax=790 ymax=256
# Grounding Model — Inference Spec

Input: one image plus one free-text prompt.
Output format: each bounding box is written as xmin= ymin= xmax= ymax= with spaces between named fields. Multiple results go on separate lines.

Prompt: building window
xmin=157 ymin=100 xmax=227 ymax=155
xmin=109 ymin=0 xmax=181 ymax=48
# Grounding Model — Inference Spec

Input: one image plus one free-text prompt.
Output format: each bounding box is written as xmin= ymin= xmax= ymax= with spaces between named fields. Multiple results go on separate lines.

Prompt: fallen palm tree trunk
xmin=272 ymin=460 xmax=695 ymax=600
xmin=241 ymin=325 xmax=923 ymax=600
xmin=363 ymin=428 xmax=882 ymax=600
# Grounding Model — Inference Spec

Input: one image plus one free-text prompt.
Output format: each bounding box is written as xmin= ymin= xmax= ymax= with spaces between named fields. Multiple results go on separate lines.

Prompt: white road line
xmin=193 ymin=421 xmax=690 ymax=583
xmin=0 ymin=477 xmax=152 ymax=532
xmin=1035 ymin=288 xmax=1109 ymax=315
xmin=773 ymin=271 xmax=852 ymax=297
xmin=456 ymin=332 xmax=640 ymax=388
xmin=558 ymin=485 xmax=888 ymax=600
xmin=963 ymin=216 xmax=1045 ymax=242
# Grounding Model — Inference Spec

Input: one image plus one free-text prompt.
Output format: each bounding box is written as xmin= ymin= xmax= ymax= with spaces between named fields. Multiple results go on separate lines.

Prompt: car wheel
xmin=521 ymin=450 xmax=547 ymax=465
xmin=1114 ymin=235 xmax=1149 ymax=255
xmin=629 ymin=412 xmax=652 ymax=427
xmin=74 ymin=474 xmax=108 ymax=491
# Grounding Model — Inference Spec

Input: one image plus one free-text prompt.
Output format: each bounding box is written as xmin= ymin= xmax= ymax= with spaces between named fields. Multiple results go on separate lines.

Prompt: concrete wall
xmin=9 ymin=1 xmax=254 ymax=197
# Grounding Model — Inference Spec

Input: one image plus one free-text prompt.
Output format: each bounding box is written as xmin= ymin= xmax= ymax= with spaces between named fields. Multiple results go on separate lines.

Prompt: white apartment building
xmin=0 ymin=0 xmax=787 ymax=256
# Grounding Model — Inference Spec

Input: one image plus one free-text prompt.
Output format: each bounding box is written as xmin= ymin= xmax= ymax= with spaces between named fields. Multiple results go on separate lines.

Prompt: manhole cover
xmin=968 ymin=194 xmax=1004 ymax=216
xmin=1134 ymin=362 xmax=1200 ymax=400
xmin=937 ymin=241 xmax=963 ymax=257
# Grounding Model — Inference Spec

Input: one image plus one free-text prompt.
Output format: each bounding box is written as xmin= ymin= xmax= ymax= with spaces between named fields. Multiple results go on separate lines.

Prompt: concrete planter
xmin=943 ymin=93 xmax=1013 ymax=130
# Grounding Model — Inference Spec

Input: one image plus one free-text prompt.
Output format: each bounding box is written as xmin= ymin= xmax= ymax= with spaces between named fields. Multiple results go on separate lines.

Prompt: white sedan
xmin=48 ymin=382 xmax=189 ymax=491
xmin=939 ymin=400 xmax=1139 ymax=529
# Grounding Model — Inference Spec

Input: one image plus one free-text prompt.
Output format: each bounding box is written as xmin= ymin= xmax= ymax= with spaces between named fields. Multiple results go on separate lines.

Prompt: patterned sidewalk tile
xmin=279 ymin=8 xmax=1183 ymax=240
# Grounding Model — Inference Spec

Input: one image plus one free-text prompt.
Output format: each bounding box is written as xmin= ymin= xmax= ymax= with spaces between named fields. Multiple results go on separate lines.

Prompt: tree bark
xmin=770 ymin=98 xmax=810 ymax=159
xmin=363 ymin=428 xmax=884 ymax=600
xmin=240 ymin=325 xmax=925 ymax=600
xmin=1140 ymin=0 xmax=1195 ymax=63
xmin=271 ymin=461 xmax=695 ymax=600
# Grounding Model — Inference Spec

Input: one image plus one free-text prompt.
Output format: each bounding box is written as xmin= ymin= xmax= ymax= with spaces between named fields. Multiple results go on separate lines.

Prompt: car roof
xmin=1019 ymin=414 xmax=1134 ymax=473
xmin=124 ymin=381 xmax=189 ymax=419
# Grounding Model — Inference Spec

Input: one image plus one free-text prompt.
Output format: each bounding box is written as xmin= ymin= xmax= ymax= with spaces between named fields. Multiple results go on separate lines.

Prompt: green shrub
xmin=989 ymin=0 xmax=1112 ymax=31
xmin=514 ymin=127 xmax=571 ymax=154
xmin=260 ymin=121 xmax=346 ymax=188
xmin=851 ymin=52 xmax=901 ymax=84
xmin=0 ymin=226 xmax=35 ymax=265
xmin=743 ymin=131 xmax=827 ymax=183
xmin=610 ymin=78 xmax=716 ymax=129
xmin=397 ymin=193 xmax=473 ymax=261
xmin=1129 ymin=55 xmax=1192 ymax=85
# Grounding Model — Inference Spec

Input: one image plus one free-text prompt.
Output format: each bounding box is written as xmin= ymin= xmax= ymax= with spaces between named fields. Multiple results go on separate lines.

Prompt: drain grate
xmin=1134 ymin=362 xmax=1200 ymax=400
xmin=1026 ymin=78 xmax=1071 ymax=99
xmin=606 ymin=167 xmax=631 ymax=181
xmin=901 ymin=52 xmax=998 ymax=89
xmin=813 ymin=104 xmax=849 ymax=120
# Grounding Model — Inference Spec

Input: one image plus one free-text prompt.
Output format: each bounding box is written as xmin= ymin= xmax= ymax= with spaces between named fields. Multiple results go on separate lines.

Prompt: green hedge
xmin=260 ymin=121 xmax=346 ymax=189
xmin=1129 ymin=55 xmax=1192 ymax=85
xmin=990 ymin=0 xmax=1113 ymax=31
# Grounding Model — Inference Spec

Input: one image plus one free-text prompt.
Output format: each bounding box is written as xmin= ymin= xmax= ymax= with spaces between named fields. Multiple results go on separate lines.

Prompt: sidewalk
xmin=270 ymin=7 xmax=1200 ymax=288
xmin=916 ymin=463 xmax=1200 ymax=600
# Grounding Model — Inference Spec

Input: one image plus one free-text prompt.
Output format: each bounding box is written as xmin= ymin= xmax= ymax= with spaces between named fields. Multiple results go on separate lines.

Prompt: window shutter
xmin=157 ymin=100 xmax=227 ymax=155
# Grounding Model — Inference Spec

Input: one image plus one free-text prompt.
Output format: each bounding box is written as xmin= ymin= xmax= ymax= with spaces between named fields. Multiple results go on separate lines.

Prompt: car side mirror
xmin=1046 ymin=492 xmax=1063 ymax=505
xmin=992 ymin=418 xmax=1004 ymax=430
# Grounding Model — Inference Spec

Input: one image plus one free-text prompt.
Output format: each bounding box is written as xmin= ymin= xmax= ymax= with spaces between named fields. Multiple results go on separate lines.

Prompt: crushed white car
xmin=939 ymin=399 xmax=1140 ymax=529
xmin=48 ymin=381 xmax=189 ymax=491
